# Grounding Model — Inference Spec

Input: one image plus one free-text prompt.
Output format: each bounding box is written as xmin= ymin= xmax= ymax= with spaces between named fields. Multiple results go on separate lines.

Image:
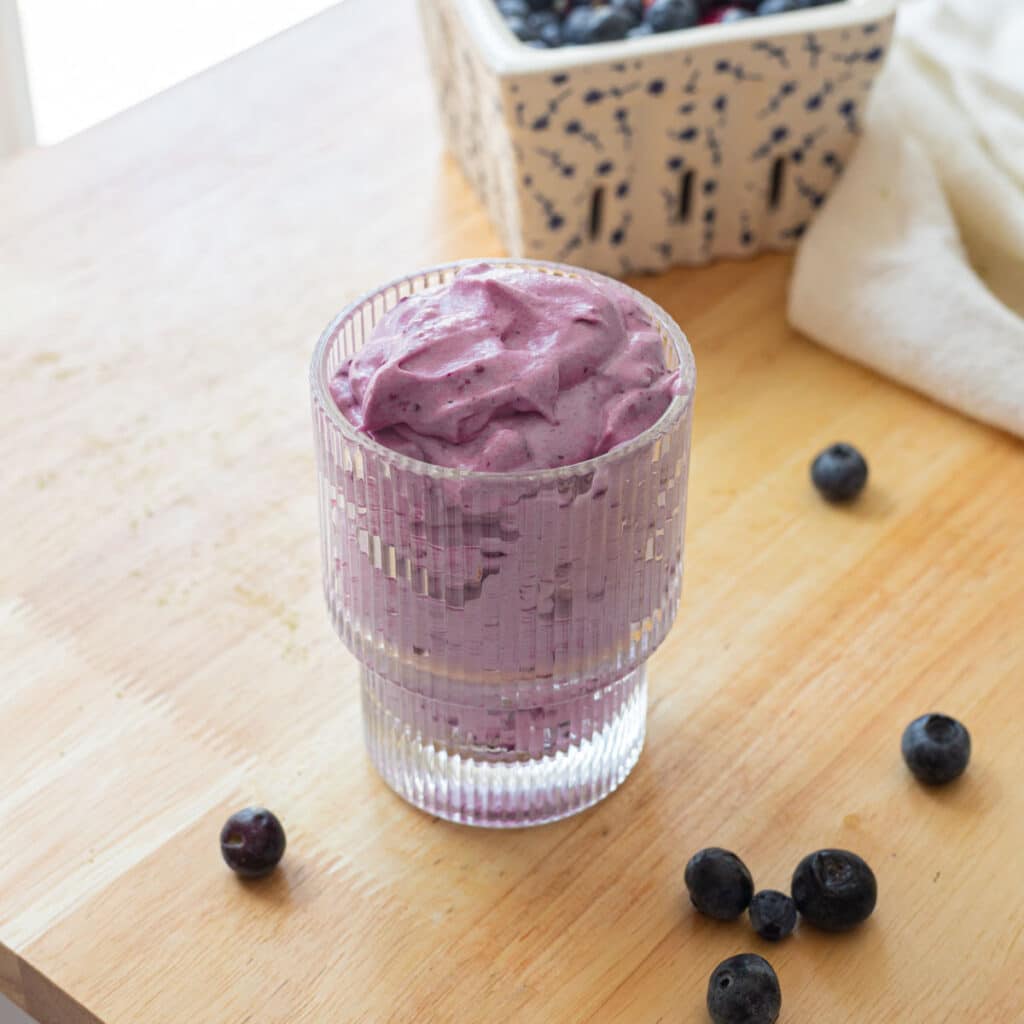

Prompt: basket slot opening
xmin=768 ymin=157 xmax=786 ymax=210
xmin=678 ymin=170 xmax=694 ymax=223
xmin=589 ymin=187 xmax=605 ymax=240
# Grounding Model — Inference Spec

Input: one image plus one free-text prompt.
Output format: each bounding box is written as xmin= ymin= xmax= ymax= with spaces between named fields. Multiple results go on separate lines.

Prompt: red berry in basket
xmin=701 ymin=4 xmax=755 ymax=21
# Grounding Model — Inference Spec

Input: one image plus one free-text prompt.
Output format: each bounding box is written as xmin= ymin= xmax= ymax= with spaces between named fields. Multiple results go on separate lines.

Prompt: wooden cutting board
xmin=2 ymin=1 xmax=1021 ymax=1021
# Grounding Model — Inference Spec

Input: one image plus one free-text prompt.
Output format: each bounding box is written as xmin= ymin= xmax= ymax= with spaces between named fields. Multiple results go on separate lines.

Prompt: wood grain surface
xmin=2 ymin=1 xmax=1022 ymax=1021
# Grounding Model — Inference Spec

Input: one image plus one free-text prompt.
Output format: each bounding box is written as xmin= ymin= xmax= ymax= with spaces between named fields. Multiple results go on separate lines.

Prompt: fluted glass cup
xmin=311 ymin=259 xmax=695 ymax=827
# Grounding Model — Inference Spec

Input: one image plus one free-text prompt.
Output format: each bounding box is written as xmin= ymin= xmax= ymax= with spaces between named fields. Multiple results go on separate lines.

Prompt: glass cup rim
xmin=310 ymin=257 xmax=696 ymax=484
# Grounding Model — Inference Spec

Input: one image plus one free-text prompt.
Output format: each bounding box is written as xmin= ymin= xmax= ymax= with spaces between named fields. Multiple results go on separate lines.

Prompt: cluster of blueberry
xmin=686 ymin=846 xmax=875 ymax=1023
xmin=217 ymin=728 xmax=969 ymax=1024
xmin=688 ymin=710 xmax=972 ymax=1024
xmin=494 ymin=0 xmax=844 ymax=48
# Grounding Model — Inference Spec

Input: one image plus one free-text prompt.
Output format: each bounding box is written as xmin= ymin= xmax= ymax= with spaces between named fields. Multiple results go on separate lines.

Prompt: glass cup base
xmin=360 ymin=664 xmax=648 ymax=828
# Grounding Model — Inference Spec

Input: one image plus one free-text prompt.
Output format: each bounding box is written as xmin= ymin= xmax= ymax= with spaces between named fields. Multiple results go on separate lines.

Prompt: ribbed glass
xmin=311 ymin=258 xmax=694 ymax=826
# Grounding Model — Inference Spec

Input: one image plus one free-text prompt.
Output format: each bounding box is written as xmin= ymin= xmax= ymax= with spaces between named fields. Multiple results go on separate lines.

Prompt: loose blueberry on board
xmin=748 ymin=890 xmax=798 ymax=941
xmin=707 ymin=954 xmax=782 ymax=1024
xmin=220 ymin=807 xmax=287 ymax=878
xmin=646 ymin=0 xmax=702 ymax=31
xmin=810 ymin=442 xmax=869 ymax=502
xmin=791 ymin=849 xmax=877 ymax=931
xmin=627 ymin=21 xmax=655 ymax=36
xmin=685 ymin=847 xmax=755 ymax=920
xmin=901 ymin=713 xmax=972 ymax=785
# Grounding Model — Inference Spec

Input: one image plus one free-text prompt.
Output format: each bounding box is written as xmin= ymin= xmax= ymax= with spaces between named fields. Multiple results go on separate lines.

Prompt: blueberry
xmin=901 ymin=713 xmax=971 ymax=785
xmin=610 ymin=0 xmax=644 ymax=22
xmin=749 ymin=890 xmax=797 ymax=941
xmin=562 ymin=7 xmax=593 ymax=43
xmin=497 ymin=0 xmax=531 ymax=17
xmin=707 ymin=954 xmax=781 ymax=1024
xmin=627 ymin=21 xmax=654 ymax=36
xmin=719 ymin=5 xmax=756 ymax=20
xmin=810 ymin=442 xmax=868 ymax=502
xmin=220 ymin=807 xmax=286 ymax=878
xmin=684 ymin=847 xmax=754 ymax=920
xmin=757 ymin=0 xmax=810 ymax=13
xmin=528 ymin=10 xmax=563 ymax=45
xmin=568 ymin=5 xmax=635 ymax=43
xmin=524 ymin=0 xmax=556 ymax=9
xmin=505 ymin=14 xmax=538 ymax=40
xmin=645 ymin=0 xmax=702 ymax=31
xmin=791 ymin=850 xmax=876 ymax=932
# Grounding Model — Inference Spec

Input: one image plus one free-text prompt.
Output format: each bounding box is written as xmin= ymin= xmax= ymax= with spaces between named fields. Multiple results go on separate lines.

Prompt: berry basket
xmin=419 ymin=0 xmax=896 ymax=275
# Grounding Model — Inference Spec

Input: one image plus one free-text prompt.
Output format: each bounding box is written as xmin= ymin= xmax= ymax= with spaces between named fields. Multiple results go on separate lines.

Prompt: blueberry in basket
xmin=494 ymin=0 xmax=844 ymax=46
xmin=702 ymin=6 xmax=756 ymax=23
xmin=563 ymin=4 xmax=636 ymax=43
xmin=646 ymin=0 xmax=702 ymax=31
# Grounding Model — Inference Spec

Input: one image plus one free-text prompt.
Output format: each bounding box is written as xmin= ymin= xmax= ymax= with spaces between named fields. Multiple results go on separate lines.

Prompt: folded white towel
xmin=788 ymin=0 xmax=1024 ymax=439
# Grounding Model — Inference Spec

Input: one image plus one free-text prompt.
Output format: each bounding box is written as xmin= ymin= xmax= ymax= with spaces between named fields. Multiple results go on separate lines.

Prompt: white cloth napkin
xmin=788 ymin=0 xmax=1024 ymax=439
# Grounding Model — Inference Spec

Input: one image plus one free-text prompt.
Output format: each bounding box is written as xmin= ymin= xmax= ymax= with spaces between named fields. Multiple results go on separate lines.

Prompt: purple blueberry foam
xmin=329 ymin=262 xmax=681 ymax=472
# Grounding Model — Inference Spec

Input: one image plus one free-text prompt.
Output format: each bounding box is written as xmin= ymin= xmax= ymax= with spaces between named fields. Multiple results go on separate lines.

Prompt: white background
xmin=18 ymin=0 xmax=340 ymax=143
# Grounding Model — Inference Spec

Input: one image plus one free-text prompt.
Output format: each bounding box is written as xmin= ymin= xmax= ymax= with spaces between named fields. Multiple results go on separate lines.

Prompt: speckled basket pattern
xmin=419 ymin=0 xmax=896 ymax=276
